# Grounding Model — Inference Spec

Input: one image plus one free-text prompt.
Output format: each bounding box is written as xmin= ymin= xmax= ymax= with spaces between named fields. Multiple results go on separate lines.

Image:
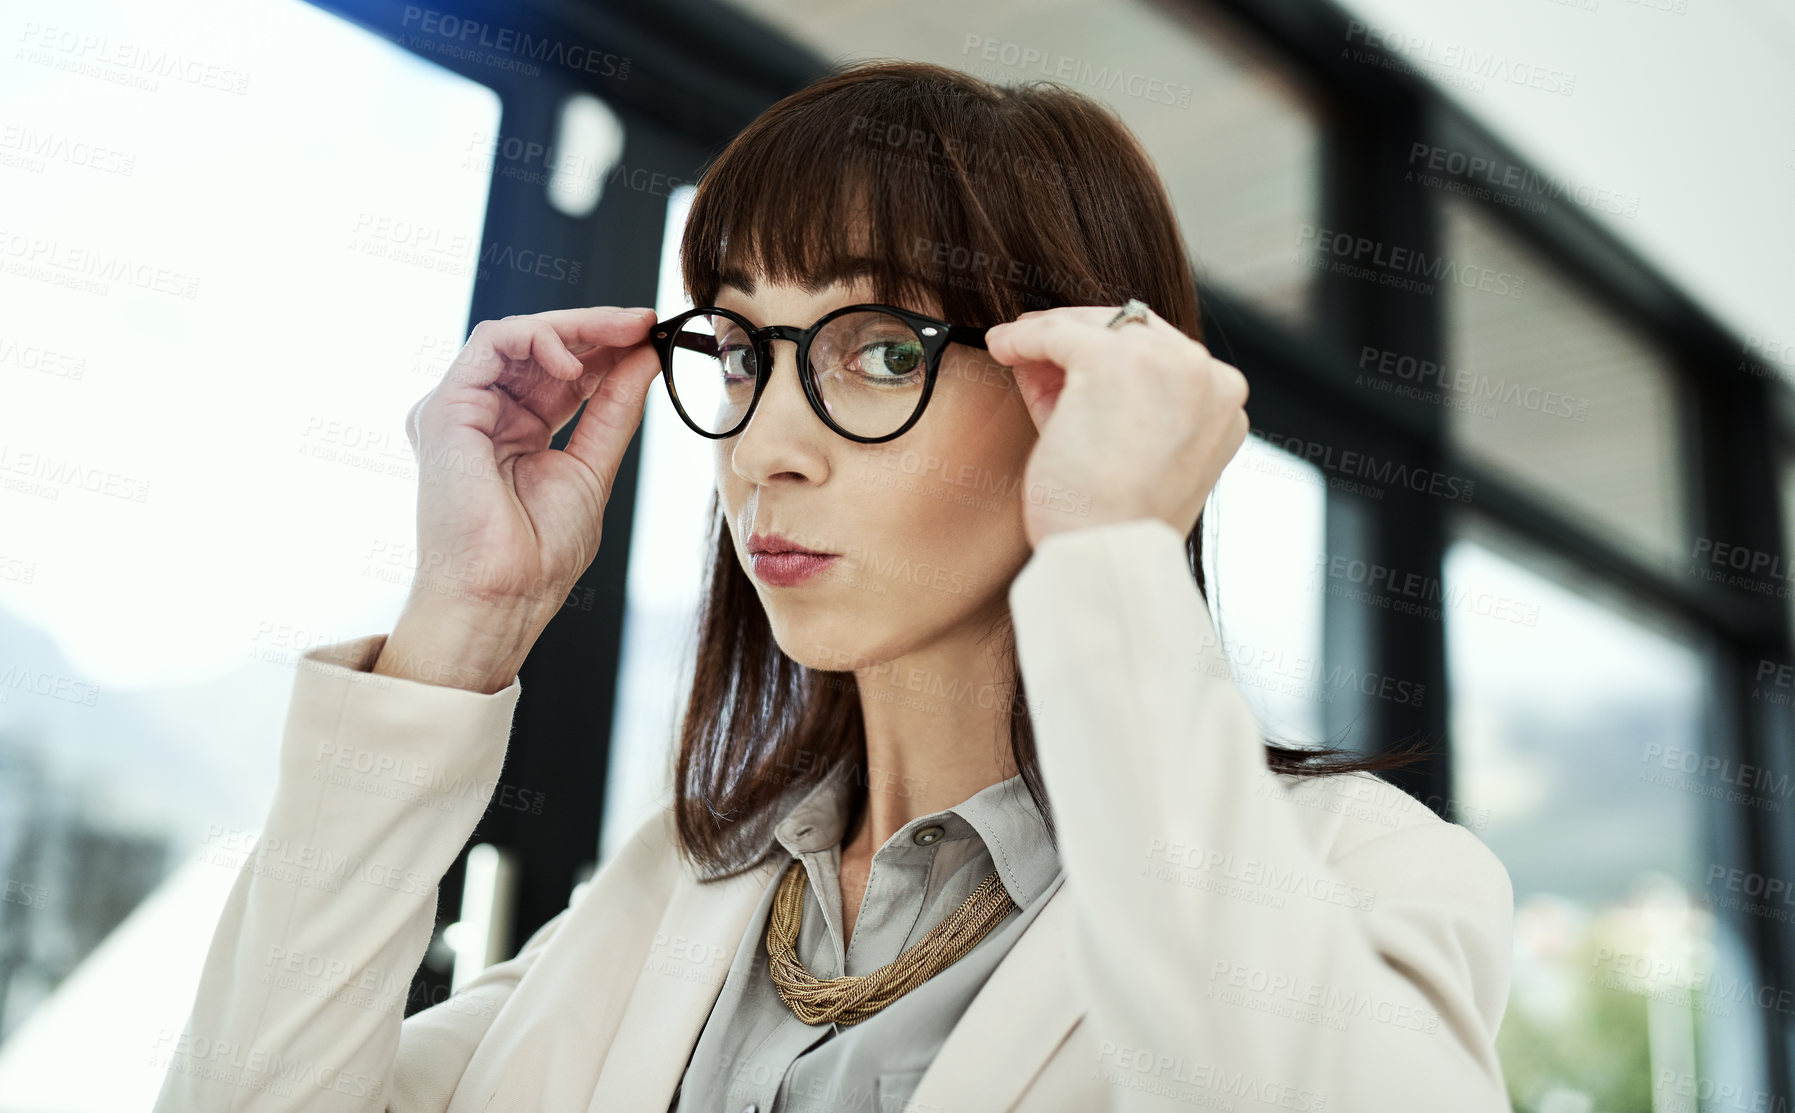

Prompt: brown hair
xmin=670 ymin=59 xmax=1430 ymax=879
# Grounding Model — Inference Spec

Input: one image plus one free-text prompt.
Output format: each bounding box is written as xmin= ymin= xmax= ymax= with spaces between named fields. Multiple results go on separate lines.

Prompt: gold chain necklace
xmin=764 ymin=858 xmax=1016 ymax=1026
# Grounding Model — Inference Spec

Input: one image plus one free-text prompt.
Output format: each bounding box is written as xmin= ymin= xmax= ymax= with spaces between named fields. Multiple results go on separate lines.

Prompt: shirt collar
xmin=764 ymin=758 xmax=1061 ymax=908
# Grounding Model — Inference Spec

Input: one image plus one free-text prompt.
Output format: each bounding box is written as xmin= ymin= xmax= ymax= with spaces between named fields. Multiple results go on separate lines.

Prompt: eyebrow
xmin=718 ymin=256 xmax=883 ymax=298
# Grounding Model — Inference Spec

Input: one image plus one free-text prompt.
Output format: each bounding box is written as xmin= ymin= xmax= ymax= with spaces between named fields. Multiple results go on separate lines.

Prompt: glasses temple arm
xmin=671 ymin=332 xmax=721 ymax=357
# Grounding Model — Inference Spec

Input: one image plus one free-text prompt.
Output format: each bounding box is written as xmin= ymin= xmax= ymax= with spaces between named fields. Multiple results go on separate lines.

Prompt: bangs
xmin=679 ymin=65 xmax=1055 ymax=328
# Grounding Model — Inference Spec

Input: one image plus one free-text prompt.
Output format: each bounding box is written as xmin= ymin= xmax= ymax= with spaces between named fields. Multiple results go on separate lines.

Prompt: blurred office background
xmin=0 ymin=0 xmax=1791 ymax=1108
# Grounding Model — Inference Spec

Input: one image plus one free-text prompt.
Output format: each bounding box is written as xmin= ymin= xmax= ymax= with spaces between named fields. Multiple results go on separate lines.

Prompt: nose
xmin=727 ymin=336 xmax=829 ymax=486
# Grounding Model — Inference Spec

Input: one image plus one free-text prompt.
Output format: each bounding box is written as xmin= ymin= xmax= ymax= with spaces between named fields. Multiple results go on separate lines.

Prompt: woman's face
xmin=713 ymin=274 xmax=1039 ymax=675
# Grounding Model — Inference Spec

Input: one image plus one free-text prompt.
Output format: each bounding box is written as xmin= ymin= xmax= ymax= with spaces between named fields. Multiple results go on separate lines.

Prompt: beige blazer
xmin=153 ymin=517 xmax=1514 ymax=1113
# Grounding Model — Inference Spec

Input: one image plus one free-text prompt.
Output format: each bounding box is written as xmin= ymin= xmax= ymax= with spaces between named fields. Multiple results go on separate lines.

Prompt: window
xmin=1443 ymin=516 xmax=1760 ymax=1113
xmin=1440 ymin=196 xmax=1688 ymax=572
xmin=1203 ymin=436 xmax=1330 ymax=746
xmin=0 ymin=0 xmax=498 ymax=1104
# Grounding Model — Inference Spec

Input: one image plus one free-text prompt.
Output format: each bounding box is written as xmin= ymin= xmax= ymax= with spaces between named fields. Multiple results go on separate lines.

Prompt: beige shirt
xmin=669 ymin=759 xmax=1063 ymax=1113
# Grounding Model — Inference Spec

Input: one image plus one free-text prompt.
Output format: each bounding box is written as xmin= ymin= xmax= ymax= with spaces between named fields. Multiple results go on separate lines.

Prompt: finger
xmin=494 ymin=319 xmax=587 ymax=381
xmin=1228 ymin=361 xmax=1249 ymax=407
xmin=984 ymin=313 xmax=1138 ymax=379
xmin=522 ymin=306 xmax=658 ymax=359
xmin=1009 ymin=360 xmax=1065 ymax=432
xmin=504 ymin=337 xmax=586 ymax=442
xmin=1005 ymin=303 xmax=1176 ymax=334
xmin=445 ymin=308 xmax=655 ymax=390
xmin=559 ymin=343 xmax=664 ymax=498
xmin=487 ymin=311 xmax=659 ymax=426
xmin=451 ymin=311 xmax=656 ymax=436
xmin=443 ymin=318 xmax=576 ymax=392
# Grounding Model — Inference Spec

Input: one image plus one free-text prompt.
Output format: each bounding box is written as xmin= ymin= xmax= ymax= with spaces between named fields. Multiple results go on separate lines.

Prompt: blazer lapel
xmin=585 ymin=857 xmax=784 ymax=1113
xmin=582 ymin=863 xmax=1083 ymax=1113
xmin=906 ymin=874 xmax=1086 ymax=1113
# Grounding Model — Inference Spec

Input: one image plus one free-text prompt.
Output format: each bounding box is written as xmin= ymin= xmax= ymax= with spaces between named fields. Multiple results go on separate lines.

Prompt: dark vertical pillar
xmin=1695 ymin=361 xmax=1795 ymax=1102
xmin=1317 ymin=92 xmax=1453 ymax=815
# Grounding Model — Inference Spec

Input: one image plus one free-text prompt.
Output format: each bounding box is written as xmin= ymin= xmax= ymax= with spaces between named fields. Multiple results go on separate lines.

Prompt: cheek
xmin=910 ymin=352 xmax=1037 ymax=507
xmin=836 ymin=357 xmax=1035 ymax=613
xmin=715 ymin=444 xmax=746 ymax=539
xmin=937 ymin=350 xmax=1024 ymax=430
xmin=721 ymin=352 xmax=1037 ymax=668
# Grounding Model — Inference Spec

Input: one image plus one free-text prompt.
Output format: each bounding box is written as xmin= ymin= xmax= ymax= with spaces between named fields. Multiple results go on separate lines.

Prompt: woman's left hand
xmin=982 ymin=303 xmax=1251 ymax=549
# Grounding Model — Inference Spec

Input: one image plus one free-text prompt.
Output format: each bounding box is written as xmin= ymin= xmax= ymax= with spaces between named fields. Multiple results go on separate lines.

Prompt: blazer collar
xmin=695 ymin=757 xmax=1061 ymax=908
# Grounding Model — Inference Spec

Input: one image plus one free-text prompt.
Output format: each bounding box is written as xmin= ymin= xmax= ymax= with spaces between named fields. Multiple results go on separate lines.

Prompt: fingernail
xmin=626 ymin=306 xmax=655 ymax=317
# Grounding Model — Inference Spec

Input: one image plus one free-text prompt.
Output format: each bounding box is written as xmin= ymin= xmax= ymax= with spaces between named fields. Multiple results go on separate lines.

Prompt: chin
xmin=761 ymin=598 xmax=895 ymax=674
xmin=743 ymin=548 xmax=882 ymax=665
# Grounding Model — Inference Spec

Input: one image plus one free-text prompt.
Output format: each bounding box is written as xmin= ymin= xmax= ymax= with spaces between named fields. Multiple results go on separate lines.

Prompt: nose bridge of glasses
xmin=746 ymin=324 xmax=812 ymax=423
xmin=753 ymin=324 xmax=816 ymax=383
xmin=758 ymin=324 xmax=810 ymax=346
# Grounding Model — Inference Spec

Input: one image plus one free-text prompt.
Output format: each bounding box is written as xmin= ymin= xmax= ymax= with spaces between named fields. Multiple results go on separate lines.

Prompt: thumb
xmin=1011 ymin=361 xmax=1065 ymax=433
xmin=561 ymin=344 xmax=662 ymax=495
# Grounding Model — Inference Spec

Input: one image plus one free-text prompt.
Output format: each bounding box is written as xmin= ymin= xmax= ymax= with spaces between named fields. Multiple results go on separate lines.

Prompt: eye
xmin=849 ymin=338 xmax=923 ymax=381
xmin=714 ymin=322 xmax=755 ymax=382
xmin=717 ymin=343 xmax=754 ymax=381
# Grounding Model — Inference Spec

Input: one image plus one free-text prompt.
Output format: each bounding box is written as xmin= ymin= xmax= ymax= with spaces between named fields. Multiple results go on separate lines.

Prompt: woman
xmin=154 ymin=60 xmax=1513 ymax=1113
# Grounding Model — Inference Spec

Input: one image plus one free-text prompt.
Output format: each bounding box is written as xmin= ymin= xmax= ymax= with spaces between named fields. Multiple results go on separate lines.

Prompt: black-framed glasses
xmin=650 ymin=303 xmax=990 ymax=444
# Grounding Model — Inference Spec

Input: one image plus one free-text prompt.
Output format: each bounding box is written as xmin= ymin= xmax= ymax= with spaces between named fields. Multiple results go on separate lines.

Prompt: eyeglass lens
xmin=666 ymin=310 xmax=929 ymax=439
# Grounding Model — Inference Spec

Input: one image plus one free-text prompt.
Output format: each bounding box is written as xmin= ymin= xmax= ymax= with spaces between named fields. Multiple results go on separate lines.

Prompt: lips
xmin=751 ymin=551 xmax=838 ymax=586
xmin=747 ymin=531 xmax=837 ymax=587
xmin=747 ymin=531 xmax=833 ymax=557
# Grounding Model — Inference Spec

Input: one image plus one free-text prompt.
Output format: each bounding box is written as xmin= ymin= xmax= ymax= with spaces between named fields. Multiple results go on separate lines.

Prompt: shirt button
xmin=912 ymin=824 xmax=945 ymax=846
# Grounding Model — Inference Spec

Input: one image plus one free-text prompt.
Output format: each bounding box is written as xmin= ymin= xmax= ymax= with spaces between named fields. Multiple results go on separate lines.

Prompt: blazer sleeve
xmin=1007 ymin=517 xmax=1515 ymax=1113
xmin=151 ymin=633 xmax=528 ymax=1113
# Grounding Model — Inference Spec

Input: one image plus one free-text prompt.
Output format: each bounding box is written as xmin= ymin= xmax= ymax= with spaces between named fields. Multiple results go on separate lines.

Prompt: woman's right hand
xmin=372 ymin=306 xmax=663 ymax=693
